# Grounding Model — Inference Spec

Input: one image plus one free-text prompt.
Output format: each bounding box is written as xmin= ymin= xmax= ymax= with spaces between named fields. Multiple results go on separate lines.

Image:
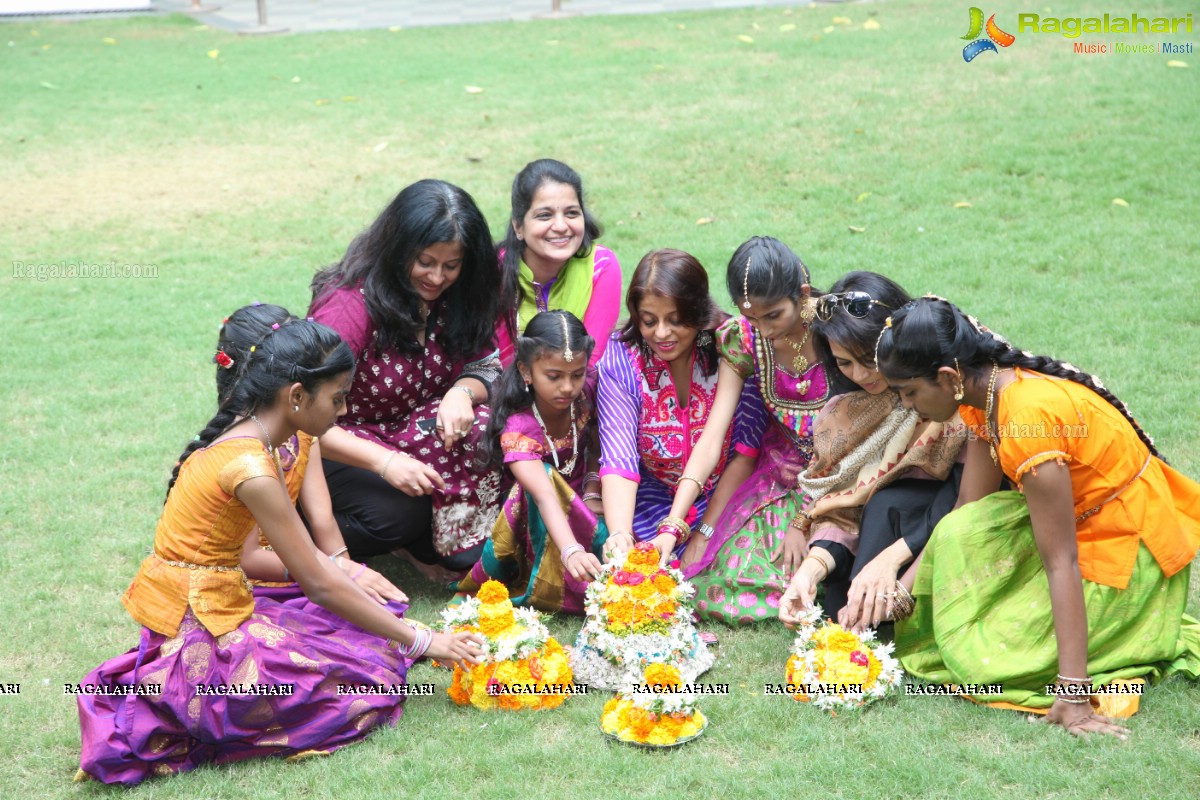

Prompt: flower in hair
xmin=271 ymin=323 xmax=280 ymax=330
xmin=215 ymin=350 xmax=235 ymax=369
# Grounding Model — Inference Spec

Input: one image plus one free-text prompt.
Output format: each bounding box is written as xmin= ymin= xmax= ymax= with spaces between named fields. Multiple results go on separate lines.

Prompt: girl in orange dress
xmin=215 ymin=303 xmax=404 ymax=604
xmin=77 ymin=315 xmax=482 ymax=784
xmin=870 ymin=296 xmax=1200 ymax=740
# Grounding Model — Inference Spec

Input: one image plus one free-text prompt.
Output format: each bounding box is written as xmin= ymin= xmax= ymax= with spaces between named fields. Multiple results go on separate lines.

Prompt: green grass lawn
xmin=2 ymin=1 xmax=1199 ymax=797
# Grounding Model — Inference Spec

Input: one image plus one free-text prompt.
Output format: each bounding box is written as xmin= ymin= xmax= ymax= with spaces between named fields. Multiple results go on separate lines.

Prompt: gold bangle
xmin=677 ymin=475 xmax=705 ymax=492
xmin=800 ymin=556 xmax=830 ymax=580
xmin=379 ymin=450 xmax=397 ymax=479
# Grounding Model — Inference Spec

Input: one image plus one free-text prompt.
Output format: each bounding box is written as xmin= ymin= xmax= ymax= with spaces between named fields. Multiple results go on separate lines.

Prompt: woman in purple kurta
xmin=597 ymin=249 xmax=767 ymax=566
xmin=309 ymin=180 xmax=507 ymax=573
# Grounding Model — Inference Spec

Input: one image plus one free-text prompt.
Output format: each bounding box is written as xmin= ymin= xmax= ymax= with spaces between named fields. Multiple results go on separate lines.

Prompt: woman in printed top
xmin=868 ymin=296 xmax=1200 ymax=738
xmin=672 ymin=236 xmax=832 ymax=625
xmin=596 ymin=248 xmax=766 ymax=568
xmin=309 ymin=179 xmax=506 ymax=577
xmin=494 ymin=159 xmax=621 ymax=368
xmin=456 ymin=311 xmax=607 ymax=614
xmin=214 ymin=303 xmax=405 ymax=605
xmin=76 ymin=317 xmax=481 ymax=785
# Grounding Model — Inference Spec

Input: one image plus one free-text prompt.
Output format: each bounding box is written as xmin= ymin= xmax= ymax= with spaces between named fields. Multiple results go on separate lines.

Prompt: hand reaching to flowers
xmin=426 ymin=631 xmax=485 ymax=670
xmin=778 ymin=561 xmax=822 ymax=628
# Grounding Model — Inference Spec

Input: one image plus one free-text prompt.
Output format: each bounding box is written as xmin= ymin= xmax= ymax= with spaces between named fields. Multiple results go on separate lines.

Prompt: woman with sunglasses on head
xmin=863 ymin=296 xmax=1200 ymax=739
xmin=666 ymin=236 xmax=831 ymax=625
xmin=775 ymin=273 xmax=968 ymax=631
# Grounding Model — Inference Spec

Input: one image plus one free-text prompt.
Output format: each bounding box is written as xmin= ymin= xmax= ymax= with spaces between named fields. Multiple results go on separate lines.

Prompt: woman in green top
xmin=495 ymin=159 xmax=622 ymax=368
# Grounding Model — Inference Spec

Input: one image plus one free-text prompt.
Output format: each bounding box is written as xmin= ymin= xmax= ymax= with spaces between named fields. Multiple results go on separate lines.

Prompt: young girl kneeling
xmin=457 ymin=311 xmax=608 ymax=613
xmin=76 ymin=314 xmax=481 ymax=785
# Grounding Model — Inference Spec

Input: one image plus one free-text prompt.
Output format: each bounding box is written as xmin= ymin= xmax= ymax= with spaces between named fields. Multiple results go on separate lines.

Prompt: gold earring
xmin=800 ymin=300 xmax=816 ymax=324
xmin=953 ymin=358 xmax=965 ymax=401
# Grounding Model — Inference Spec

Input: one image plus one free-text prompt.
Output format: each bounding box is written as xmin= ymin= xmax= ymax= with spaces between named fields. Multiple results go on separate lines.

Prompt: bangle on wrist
xmin=560 ymin=544 xmax=586 ymax=567
xmin=451 ymin=384 xmax=475 ymax=404
xmin=351 ymin=563 xmax=367 ymax=581
xmin=656 ymin=516 xmax=691 ymax=545
xmin=677 ymin=475 xmax=704 ymax=493
xmin=800 ymin=556 xmax=829 ymax=581
xmin=583 ymin=492 xmax=602 ymax=503
xmin=379 ymin=451 xmax=397 ymax=479
xmin=329 ymin=546 xmax=349 ymax=560
xmin=1056 ymin=673 xmax=1092 ymax=683
xmin=584 ymin=471 xmax=600 ymax=486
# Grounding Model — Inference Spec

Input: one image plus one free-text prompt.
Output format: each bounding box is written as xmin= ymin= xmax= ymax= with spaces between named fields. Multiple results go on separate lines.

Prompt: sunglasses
xmin=815 ymin=291 xmax=890 ymax=322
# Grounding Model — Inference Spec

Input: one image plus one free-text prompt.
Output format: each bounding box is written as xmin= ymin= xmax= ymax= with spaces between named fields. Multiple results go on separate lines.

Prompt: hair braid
xmin=878 ymin=297 xmax=1165 ymax=461
xmin=165 ymin=407 xmax=239 ymax=500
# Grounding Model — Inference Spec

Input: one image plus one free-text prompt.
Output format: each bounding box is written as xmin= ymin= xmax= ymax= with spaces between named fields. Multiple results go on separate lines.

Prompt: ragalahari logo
xmin=961 ymin=7 xmax=1016 ymax=61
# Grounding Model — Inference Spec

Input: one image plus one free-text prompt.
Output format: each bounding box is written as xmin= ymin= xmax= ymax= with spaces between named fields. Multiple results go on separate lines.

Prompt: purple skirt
xmin=78 ymin=597 xmax=410 ymax=785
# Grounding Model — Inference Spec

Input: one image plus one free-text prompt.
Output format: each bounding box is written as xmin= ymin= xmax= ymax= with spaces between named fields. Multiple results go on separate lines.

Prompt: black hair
xmin=497 ymin=160 xmax=603 ymax=343
xmin=478 ymin=310 xmax=595 ymax=469
xmin=310 ymin=179 xmax=500 ymax=360
xmin=215 ymin=303 xmax=294 ymax=404
xmin=875 ymin=297 xmax=1163 ymax=459
xmin=813 ymin=271 xmax=913 ymax=396
xmin=725 ymin=236 xmax=816 ymax=307
xmin=168 ymin=315 xmax=356 ymax=499
xmin=617 ymin=248 xmax=728 ymax=376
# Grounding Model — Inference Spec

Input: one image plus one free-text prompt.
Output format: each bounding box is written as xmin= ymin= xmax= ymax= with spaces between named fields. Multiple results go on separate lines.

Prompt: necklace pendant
xmin=989 ymin=444 xmax=999 ymax=467
xmin=792 ymin=355 xmax=809 ymax=375
xmin=796 ymin=380 xmax=811 ymax=395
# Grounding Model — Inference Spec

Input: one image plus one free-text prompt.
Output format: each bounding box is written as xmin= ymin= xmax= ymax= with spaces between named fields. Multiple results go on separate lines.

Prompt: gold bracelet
xmin=677 ymin=475 xmax=705 ymax=492
xmin=379 ymin=450 xmax=397 ymax=478
xmin=800 ymin=556 xmax=830 ymax=580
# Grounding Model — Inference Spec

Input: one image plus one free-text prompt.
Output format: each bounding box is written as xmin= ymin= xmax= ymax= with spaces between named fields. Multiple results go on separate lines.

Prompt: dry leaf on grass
xmin=863 ymin=19 xmax=881 ymax=31
xmin=1111 ymin=198 xmax=1129 ymax=207
xmin=954 ymin=201 xmax=972 ymax=208
xmin=696 ymin=217 xmax=715 ymax=225
xmin=465 ymin=86 xmax=484 ymax=94
xmin=207 ymin=49 xmax=219 ymax=59
xmin=780 ymin=23 xmax=796 ymax=32
xmin=1167 ymin=60 xmax=1188 ymax=68
xmin=737 ymin=35 xmax=754 ymax=43
xmin=848 ymin=225 xmax=866 ymax=233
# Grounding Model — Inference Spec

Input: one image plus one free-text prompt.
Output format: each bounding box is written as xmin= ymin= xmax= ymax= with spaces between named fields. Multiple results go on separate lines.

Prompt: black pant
xmin=818 ymin=463 xmax=964 ymax=618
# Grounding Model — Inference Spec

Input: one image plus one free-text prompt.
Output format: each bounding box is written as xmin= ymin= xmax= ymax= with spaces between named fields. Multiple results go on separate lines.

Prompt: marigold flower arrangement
xmin=441 ymin=580 xmax=574 ymax=711
xmin=600 ymin=662 xmax=707 ymax=747
xmin=571 ymin=542 xmax=714 ymax=690
xmin=784 ymin=604 xmax=903 ymax=711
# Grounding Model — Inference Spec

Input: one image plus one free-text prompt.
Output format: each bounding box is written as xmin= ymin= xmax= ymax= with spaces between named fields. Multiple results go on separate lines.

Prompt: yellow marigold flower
xmin=631 ymin=581 xmax=655 ymax=601
xmin=646 ymin=727 xmax=675 ymax=746
xmin=826 ymin=628 xmax=861 ymax=653
xmin=603 ymin=698 xmax=619 ymax=715
xmin=447 ymin=667 xmax=470 ymax=705
xmin=652 ymin=574 xmax=676 ymax=593
xmin=644 ymin=662 xmax=682 ymax=688
xmin=477 ymin=580 xmax=510 ymax=605
xmin=866 ymin=653 xmax=882 ymax=688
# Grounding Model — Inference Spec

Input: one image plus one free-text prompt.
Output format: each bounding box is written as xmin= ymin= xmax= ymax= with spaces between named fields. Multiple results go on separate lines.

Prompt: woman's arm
xmin=679 ymin=452 xmax=755 ymax=569
xmin=299 ymin=441 xmax=407 ymax=604
xmin=239 ymin=476 xmax=480 ymax=666
xmin=838 ymin=539 xmax=914 ymax=630
xmin=436 ymin=377 xmax=488 ymax=450
xmin=664 ymin=361 xmax=745 ymax=521
xmin=509 ymin=460 xmax=602 ymax=581
xmin=596 ymin=342 xmax=642 ymax=561
xmin=1023 ymin=462 xmax=1128 ymax=739
xmin=317 ymin=425 xmax=445 ymax=495
xmin=954 ymin=436 xmax=1004 ymax=509
xmin=239 ymin=528 xmax=287 ymax=581
xmin=777 ymin=546 xmax=836 ymax=626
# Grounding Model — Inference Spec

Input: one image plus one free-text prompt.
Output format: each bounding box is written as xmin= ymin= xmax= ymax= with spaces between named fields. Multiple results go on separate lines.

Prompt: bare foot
xmin=391 ymin=548 xmax=462 ymax=584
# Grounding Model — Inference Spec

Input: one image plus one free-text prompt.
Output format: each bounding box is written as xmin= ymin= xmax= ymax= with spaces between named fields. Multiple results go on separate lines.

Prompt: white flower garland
xmin=440 ymin=598 xmax=551 ymax=662
xmin=570 ymin=562 xmax=714 ymax=690
xmin=788 ymin=604 xmax=903 ymax=711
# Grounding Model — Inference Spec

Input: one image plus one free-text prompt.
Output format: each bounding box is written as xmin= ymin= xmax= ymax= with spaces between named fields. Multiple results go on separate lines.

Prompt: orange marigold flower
xmin=477 ymin=580 xmax=510 ymax=605
xmin=652 ymin=574 xmax=675 ymax=593
xmin=631 ymin=581 xmax=655 ymax=601
xmin=826 ymin=628 xmax=861 ymax=654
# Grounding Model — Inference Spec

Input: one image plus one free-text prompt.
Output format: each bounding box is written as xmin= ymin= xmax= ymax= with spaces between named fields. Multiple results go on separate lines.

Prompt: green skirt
xmin=898 ymin=491 xmax=1200 ymax=711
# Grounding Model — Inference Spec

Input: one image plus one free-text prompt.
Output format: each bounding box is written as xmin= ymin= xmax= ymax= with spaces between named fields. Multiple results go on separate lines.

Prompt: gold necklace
xmin=983 ymin=363 xmax=1000 ymax=467
xmin=780 ymin=320 xmax=814 ymax=390
xmin=249 ymin=414 xmax=283 ymax=474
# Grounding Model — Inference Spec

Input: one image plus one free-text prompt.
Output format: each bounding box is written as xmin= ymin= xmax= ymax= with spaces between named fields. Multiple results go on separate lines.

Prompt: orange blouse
xmin=122 ymin=437 xmax=281 ymax=637
xmin=959 ymin=369 xmax=1200 ymax=589
xmin=255 ymin=432 xmax=312 ymax=550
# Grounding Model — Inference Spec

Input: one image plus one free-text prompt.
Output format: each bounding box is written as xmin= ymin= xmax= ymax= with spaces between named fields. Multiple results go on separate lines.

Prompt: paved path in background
xmin=152 ymin=0 xmax=848 ymax=34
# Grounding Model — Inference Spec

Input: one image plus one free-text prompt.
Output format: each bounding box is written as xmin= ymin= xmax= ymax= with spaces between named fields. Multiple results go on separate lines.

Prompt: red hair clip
xmin=215 ymin=350 xmax=235 ymax=369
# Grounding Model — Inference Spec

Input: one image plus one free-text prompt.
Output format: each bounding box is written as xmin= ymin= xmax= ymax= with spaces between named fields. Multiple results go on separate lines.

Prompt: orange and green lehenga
xmin=898 ymin=370 xmax=1200 ymax=715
